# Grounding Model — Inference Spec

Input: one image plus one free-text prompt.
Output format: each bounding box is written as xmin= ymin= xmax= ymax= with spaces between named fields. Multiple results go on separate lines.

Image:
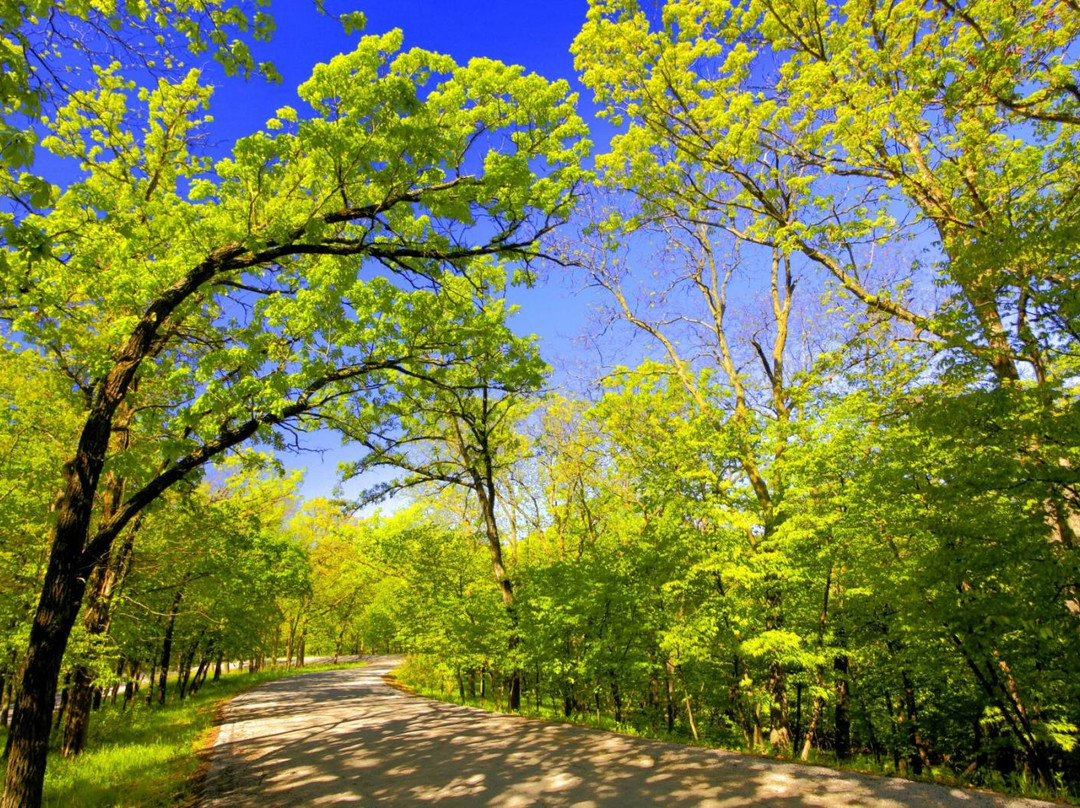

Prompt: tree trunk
xmin=534 ymin=662 xmax=542 ymax=712
xmin=794 ymin=682 xmax=802 ymax=753
xmin=157 ymin=589 xmax=184 ymax=705
xmin=767 ymin=658 xmax=790 ymax=750
xmin=610 ymin=672 xmax=623 ymax=724
xmin=684 ymin=695 xmax=700 ymax=741
xmin=801 ymin=694 xmax=823 ymax=762
xmin=2 ymin=509 xmax=98 ymax=808
xmin=180 ymin=635 xmax=205 ymax=698
xmin=475 ymin=480 xmax=520 ymax=711
xmin=192 ymin=658 xmax=210 ymax=694
xmin=664 ymin=658 xmax=676 ymax=734
xmin=177 ymin=649 xmax=194 ymax=700
xmin=60 ymin=522 xmax=138 ymax=756
xmin=834 ymin=653 xmax=851 ymax=761
xmin=1 ymin=679 xmax=11 ymax=728
xmin=285 ymin=610 xmax=300 ymax=669
xmin=59 ymin=668 xmax=94 ymax=757
xmin=901 ymin=671 xmax=929 ymax=776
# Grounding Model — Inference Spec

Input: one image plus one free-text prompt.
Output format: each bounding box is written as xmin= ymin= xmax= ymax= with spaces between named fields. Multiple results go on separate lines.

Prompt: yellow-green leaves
xmin=575 ymin=0 xmax=1080 ymax=385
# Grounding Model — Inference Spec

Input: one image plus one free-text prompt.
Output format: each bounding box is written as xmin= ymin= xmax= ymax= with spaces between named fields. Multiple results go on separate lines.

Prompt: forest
xmin=0 ymin=1 xmax=1078 ymax=806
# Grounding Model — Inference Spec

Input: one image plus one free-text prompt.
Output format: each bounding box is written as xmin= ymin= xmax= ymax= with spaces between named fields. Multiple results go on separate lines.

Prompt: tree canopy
xmin=2 ymin=1 xmax=1079 ymax=806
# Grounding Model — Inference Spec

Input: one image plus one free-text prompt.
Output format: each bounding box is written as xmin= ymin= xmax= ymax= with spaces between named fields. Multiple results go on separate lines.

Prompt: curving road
xmin=201 ymin=657 xmax=1053 ymax=807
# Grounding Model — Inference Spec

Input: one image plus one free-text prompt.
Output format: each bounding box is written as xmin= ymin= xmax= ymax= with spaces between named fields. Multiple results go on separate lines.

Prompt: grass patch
xmin=0 ymin=659 xmax=365 ymax=807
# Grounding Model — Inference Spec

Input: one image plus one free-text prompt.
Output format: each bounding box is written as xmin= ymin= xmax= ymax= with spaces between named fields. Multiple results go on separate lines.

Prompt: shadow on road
xmin=201 ymin=658 xmax=1047 ymax=807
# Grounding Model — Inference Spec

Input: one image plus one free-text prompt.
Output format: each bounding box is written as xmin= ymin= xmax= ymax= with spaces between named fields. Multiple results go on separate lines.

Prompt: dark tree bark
xmin=157 ymin=589 xmax=184 ymax=706
xmin=177 ymin=646 xmax=195 ymax=700
xmin=190 ymin=658 xmax=209 ymax=695
xmin=474 ymin=465 xmax=521 ymax=711
xmin=58 ymin=667 xmax=94 ymax=758
xmin=61 ymin=489 xmax=139 ymax=756
xmin=834 ymin=653 xmax=851 ymax=761
xmin=901 ymin=671 xmax=929 ymax=776
xmin=610 ymin=672 xmax=623 ymax=724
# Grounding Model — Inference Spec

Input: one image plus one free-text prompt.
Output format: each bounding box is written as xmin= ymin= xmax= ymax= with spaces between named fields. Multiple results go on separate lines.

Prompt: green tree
xmin=0 ymin=344 xmax=81 ymax=732
xmin=0 ymin=29 xmax=586 ymax=804
xmin=370 ymin=507 xmax=506 ymax=692
xmin=572 ymin=0 xmax=1080 ymax=779
xmin=342 ymin=281 xmax=545 ymax=710
xmin=572 ymin=0 xmax=1080 ymax=538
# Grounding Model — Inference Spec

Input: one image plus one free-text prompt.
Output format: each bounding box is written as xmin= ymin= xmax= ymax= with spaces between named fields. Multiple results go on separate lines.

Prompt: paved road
xmin=202 ymin=657 xmax=1052 ymax=807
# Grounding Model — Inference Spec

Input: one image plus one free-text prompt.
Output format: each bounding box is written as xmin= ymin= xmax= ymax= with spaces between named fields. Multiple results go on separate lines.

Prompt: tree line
xmin=1 ymin=0 xmax=1078 ymax=805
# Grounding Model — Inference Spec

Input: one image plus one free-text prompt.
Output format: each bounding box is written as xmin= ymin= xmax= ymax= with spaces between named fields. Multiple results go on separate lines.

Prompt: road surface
xmin=202 ymin=657 xmax=1053 ymax=807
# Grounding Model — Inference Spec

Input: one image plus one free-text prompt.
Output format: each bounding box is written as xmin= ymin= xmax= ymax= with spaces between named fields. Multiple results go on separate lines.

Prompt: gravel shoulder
xmin=201 ymin=656 xmax=1056 ymax=807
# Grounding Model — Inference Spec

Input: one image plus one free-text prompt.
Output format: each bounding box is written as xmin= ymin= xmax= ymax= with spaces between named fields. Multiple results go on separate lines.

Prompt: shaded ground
xmin=202 ymin=657 xmax=1054 ymax=807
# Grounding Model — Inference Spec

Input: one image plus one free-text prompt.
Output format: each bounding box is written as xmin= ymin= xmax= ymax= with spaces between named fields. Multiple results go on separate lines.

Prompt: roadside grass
xmin=0 ymin=659 xmax=365 ymax=807
xmin=394 ymin=660 xmax=1075 ymax=806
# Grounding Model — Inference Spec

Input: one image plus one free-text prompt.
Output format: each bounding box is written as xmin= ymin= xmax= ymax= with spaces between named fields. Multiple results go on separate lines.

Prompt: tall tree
xmin=572 ymin=0 xmax=1080 ymax=532
xmin=342 ymin=279 xmax=544 ymax=710
xmin=579 ymin=218 xmax=806 ymax=746
xmin=0 ymin=29 xmax=586 ymax=805
xmin=572 ymin=0 xmax=1080 ymax=773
